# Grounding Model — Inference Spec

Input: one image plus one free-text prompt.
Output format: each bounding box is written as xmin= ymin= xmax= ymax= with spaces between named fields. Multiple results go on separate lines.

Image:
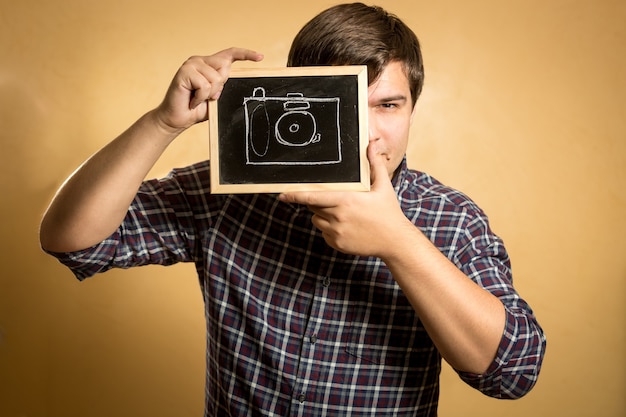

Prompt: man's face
xmin=367 ymin=61 xmax=416 ymax=179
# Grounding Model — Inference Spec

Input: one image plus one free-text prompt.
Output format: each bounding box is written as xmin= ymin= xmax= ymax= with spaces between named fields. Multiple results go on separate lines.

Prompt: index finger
xmin=224 ymin=47 xmax=265 ymax=62
xmin=278 ymin=191 xmax=341 ymax=208
xmin=208 ymin=47 xmax=264 ymax=77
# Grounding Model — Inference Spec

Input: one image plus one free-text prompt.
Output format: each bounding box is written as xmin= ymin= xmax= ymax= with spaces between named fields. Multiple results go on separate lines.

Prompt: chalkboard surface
xmin=208 ymin=66 xmax=369 ymax=194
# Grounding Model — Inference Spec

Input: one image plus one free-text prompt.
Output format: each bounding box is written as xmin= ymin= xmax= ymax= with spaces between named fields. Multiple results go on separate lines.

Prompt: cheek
xmin=386 ymin=120 xmax=410 ymax=150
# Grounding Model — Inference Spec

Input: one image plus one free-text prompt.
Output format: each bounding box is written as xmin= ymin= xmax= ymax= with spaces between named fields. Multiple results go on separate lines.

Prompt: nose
xmin=368 ymin=111 xmax=380 ymax=142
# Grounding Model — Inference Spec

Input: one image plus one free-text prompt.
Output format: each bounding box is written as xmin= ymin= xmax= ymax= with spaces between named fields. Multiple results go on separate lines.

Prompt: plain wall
xmin=1 ymin=0 xmax=624 ymax=416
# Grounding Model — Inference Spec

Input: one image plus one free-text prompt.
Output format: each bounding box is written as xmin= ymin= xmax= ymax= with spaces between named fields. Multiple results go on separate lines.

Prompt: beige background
xmin=1 ymin=0 xmax=624 ymax=416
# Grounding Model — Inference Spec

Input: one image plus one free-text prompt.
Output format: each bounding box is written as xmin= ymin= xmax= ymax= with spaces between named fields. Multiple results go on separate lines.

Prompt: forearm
xmin=381 ymin=221 xmax=506 ymax=374
xmin=40 ymin=110 xmax=180 ymax=253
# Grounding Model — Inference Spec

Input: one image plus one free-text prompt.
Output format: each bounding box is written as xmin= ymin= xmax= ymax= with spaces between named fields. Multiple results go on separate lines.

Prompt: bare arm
xmin=378 ymin=219 xmax=506 ymax=374
xmin=279 ymin=146 xmax=505 ymax=374
xmin=40 ymin=48 xmax=264 ymax=253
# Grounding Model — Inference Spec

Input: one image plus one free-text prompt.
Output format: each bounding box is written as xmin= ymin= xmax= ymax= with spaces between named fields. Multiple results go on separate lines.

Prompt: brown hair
xmin=287 ymin=2 xmax=424 ymax=105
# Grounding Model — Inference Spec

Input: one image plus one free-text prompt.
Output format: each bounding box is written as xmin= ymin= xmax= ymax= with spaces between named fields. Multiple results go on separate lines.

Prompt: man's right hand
xmin=153 ymin=48 xmax=264 ymax=135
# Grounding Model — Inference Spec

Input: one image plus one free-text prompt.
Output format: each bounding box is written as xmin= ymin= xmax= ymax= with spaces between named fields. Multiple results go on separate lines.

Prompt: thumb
xmin=367 ymin=144 xmax=391 ymax=189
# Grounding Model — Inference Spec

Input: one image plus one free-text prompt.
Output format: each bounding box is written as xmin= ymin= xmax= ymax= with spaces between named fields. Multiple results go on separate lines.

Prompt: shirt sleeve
xmin=451 ymin=210 xmax=547 ymax=399
xmin=45 ymin=169 xmax=202 ymax=281
xmin=457 ymin=305 xmax=546 ymax=399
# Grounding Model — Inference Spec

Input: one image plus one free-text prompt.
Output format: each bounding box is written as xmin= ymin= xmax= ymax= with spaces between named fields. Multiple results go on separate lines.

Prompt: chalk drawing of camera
xmin=243 ymin=87 xmax=342 ymax=165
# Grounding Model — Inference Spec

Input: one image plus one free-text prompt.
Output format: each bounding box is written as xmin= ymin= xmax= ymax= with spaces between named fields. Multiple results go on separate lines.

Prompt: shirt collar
xmin=391 ymin=156 xmax=409 ymax=193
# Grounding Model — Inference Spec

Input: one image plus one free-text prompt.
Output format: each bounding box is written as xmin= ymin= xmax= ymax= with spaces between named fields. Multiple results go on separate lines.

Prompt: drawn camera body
xmin=243 ymin=87 xmax=342 ymax=166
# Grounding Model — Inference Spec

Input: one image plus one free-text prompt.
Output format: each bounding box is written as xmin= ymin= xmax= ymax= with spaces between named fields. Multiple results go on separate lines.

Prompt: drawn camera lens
xmin=275 ymin=99 xmax=321 ymax=147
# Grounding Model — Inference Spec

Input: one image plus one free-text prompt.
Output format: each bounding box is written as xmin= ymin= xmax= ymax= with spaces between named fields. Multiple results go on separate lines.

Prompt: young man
xmin=40 ymin=3 xmax=545 ymax=416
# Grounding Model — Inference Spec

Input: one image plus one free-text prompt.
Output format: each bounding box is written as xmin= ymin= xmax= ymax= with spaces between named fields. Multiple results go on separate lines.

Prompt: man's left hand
xmin=279 ymin=145 xmax=412 ymax=257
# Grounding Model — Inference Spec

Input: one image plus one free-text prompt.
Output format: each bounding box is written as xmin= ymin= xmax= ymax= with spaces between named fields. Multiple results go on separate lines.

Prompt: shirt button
xmin=297 ymin=393 xmax=306 ymax=403
xmin=309 ymin=335 xmax=317 ymax=344
xmin=322 ymin=276 xmax=331 ymax=287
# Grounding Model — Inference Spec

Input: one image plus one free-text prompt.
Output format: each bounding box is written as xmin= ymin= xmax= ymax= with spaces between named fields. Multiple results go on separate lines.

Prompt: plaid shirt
xmin=51 ymin=158 xmax=545 ymax=416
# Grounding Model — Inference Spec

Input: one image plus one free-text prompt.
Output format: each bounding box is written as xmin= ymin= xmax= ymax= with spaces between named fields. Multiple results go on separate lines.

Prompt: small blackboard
xmin=208 ymin=66 xmax=369 ymax=193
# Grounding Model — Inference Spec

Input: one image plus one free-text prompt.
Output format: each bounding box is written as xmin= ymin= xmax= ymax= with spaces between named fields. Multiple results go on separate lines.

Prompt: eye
xmin=377 ymin=102 xmax=399 ymax=111
xmin=369 ymin=95 xmax=407 ymax=111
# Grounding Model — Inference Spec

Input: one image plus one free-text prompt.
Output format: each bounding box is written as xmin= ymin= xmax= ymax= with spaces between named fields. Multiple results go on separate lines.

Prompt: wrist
xmin=377 ymin=217 xmax=423 ymax=263
xmin=145 ymin=108 xmax=187 ymax=143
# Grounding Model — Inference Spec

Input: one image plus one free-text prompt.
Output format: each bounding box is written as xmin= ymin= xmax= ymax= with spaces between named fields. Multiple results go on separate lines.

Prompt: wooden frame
xmin=208 ymin=66 xmax=369 ymax=194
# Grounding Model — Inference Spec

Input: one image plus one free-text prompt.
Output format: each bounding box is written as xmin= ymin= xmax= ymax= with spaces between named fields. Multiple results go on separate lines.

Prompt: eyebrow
xmin=376 ymin=95 xmax=408 ymax=103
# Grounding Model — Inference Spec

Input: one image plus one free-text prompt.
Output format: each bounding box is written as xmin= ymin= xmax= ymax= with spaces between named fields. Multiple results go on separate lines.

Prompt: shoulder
xmin=398 ymin=167 xmax=511 ymax=276
xmin=396 ymin=166 xmax=501 ymax=250
xmin=397 ymin=167 xmax=485 ymax=216
xmin=145 ymin=159 xmax=222 ymax=200
xmin=169 ymin=160 xmax=211 ymax=187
